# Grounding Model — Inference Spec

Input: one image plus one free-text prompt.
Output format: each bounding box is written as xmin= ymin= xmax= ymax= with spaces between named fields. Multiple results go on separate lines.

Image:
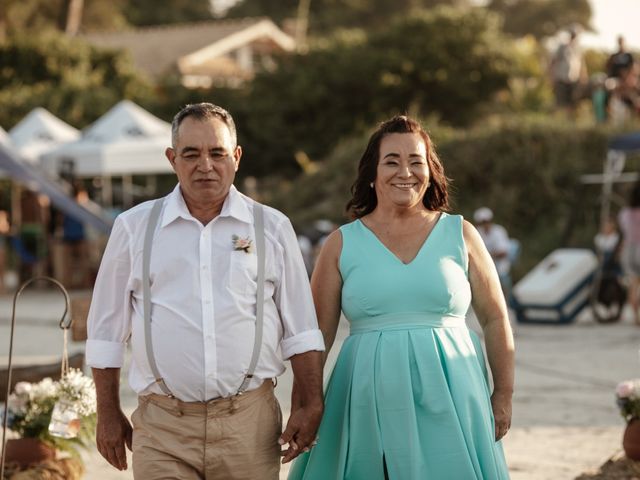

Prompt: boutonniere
xmin=232 ymin=234 xmax=253 ymax=253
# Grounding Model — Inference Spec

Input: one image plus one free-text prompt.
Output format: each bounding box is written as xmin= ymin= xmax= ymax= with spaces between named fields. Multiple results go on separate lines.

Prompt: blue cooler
xmin=511 ymin=248 xmax=597 ymax=324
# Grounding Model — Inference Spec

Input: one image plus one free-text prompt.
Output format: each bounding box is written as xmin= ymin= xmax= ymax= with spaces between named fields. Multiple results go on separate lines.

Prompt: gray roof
xmin=83 ymin=18 xmax=281 ymax=77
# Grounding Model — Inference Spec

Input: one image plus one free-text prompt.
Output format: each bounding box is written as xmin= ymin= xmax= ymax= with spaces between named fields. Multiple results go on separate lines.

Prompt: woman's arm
xmin=311 ymin=229 xmax=343 ymax=365
xmin=463 ymin=220 xmax=515 ymax=441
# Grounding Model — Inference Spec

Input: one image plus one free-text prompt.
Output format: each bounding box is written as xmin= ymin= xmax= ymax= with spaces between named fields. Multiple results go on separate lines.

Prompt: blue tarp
xmin=0 ymin=144 xmax=113 ymax=234
xmin=609 ymin=132 xmax=640 ymax=153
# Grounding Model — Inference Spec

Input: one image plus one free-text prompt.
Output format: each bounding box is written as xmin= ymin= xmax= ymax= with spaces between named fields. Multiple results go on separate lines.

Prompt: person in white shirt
xmin=474 ymin=207 xmax=512 ymax=291
xmin=87 ymin=103 xmax=325 ymax=479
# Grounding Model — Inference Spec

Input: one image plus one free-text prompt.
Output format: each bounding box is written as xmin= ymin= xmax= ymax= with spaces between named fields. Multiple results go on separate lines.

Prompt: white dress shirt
xmin=478 ymin=223 xmax=511 ymax=276
xmin=86 ymin=185 xmax=324 ymax=401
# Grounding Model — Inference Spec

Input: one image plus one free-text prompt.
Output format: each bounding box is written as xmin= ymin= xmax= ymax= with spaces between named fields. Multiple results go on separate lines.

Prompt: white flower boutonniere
xmin=232 ymin=234 xmax=253 ymax=253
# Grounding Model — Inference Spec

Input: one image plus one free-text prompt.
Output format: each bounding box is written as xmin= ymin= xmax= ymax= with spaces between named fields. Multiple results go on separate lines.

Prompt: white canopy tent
xmin=0 ymin=126 xmax=10 ymax=147
xmin=40 ymin=100 xmax=174 ymax=207
xmin=8 ymin=108 xmax=80 ymax=163
xmin=40 ymin=100 xmax=173 ymax=177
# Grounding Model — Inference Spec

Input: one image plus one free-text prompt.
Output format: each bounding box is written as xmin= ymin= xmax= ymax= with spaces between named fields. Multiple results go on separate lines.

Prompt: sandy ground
xmin=2 ymin=290 xmax=640 ymax=479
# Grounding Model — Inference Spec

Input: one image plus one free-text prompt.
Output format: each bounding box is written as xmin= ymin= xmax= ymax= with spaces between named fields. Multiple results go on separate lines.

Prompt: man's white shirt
xmin=86 ymin=185 xmax=324 ymax=401
xmin=478 ymin=224 xmax=511 ymax=276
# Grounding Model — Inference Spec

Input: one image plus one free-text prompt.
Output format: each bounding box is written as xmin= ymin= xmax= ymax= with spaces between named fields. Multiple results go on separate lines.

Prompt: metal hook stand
xmin=0 ymin=276 xmax=71 ymax=479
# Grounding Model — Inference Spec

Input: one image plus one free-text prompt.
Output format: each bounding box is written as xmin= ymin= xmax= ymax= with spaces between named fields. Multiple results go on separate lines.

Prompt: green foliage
xmin=264 ymin=118 xmax=617 ymax=276
xmin=0 ymin=31 xmax=153 ymax=129
xmin=123 ymin=0 xmax=214 ymax=26
xmin=486 ymin=0 xmax=592 ymax=39
xmin=240 ymin=7 xmax=514 ymax=177
xmin=0 ymin=0 xmax=128 ymax=35
xmin=225 ymin=0 xmax=472 ymax=34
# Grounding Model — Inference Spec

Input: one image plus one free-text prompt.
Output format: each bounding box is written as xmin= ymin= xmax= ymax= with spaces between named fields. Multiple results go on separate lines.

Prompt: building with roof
xmin=83 ymin=17 xmax=296 ymax=88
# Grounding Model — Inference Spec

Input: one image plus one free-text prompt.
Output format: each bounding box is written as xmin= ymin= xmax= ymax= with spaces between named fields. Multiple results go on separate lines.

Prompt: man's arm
xmin=86 ymin=215 xmax=134 ymax=469
xmin=272 ymin=216 xmax=326 ymax=463
xmin=279 ymin=351 xmax=324 ymax=463
xmin=92 ymin=367 xmax=132 ymax=471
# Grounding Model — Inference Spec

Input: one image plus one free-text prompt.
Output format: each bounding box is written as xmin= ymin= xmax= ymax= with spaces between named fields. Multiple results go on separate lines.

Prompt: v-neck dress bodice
xmin=289 ymin=213 xmax=510 ymax=480
xmin=343 ymin=215 xmax=471 ymax=327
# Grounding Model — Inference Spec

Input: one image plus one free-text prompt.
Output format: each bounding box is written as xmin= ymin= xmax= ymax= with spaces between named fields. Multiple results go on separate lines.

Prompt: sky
xmin=581 ymin=0 xmax=640 ymax=51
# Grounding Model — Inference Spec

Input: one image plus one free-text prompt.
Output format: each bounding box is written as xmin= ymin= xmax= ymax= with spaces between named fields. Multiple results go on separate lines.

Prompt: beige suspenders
xmin=142 ymin=198 xmax=266 ymax=399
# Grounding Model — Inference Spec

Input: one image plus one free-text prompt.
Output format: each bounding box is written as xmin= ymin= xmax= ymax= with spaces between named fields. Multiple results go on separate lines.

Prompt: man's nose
xmin=197 ymin=155 xmax=214 ymax=171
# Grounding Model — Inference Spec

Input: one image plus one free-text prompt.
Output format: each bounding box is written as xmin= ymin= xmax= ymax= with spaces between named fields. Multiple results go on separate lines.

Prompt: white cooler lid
xmin=513 ymin=248 xmax=597 ymax=305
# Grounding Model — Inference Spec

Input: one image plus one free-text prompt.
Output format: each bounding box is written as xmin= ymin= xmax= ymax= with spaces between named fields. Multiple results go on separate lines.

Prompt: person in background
xmin=0 ymin=209 xmax=10 ymax=293
xmin=550 ymin=26 xmax=587 ymax=117
xmin=59 ymin=181 xmax=89 ymax=288
xmin=289 ymin=115 xmax=513 ymax=479
xmin=618 ymin=182 xmax=640 ymax=325
xmin=474 ymin=207 xmax=512 ymax=294
xmin=87 ymin=103 xmax=324 ymax=479
xmin=607 ymin=36 xmax=635 ymax=80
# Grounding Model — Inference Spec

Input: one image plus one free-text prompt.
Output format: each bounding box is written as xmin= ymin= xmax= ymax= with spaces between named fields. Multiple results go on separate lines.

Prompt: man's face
xmin=166 ymin=116 xmax=241 ymax=208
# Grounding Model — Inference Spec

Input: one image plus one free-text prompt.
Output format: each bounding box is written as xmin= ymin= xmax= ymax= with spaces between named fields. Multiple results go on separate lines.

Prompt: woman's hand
xmin=491 ymin=390 xmax=512 ymax=441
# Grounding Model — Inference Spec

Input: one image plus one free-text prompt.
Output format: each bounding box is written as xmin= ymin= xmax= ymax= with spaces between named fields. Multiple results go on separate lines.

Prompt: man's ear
xmin=166 ymin=147 xmax=176 ymax=169
xmin=234 ymin=145 xmax=242 ymax=172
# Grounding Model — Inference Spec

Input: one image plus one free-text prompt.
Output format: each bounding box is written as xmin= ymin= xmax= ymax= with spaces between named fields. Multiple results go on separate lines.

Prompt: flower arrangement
xmin=5 ymin=368 xmax=97 ymax=458
xmin=616 ymin=380 xmax=640 ymax=422
xmin=232 ymin=234 xmax=253 ymax=253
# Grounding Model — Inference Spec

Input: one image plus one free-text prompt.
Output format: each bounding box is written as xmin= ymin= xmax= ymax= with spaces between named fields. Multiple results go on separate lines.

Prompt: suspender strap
xmin=236 ymin=202 xmax=265 ymax=395
xmin=143 ymin=199 xmax=174 ymax=397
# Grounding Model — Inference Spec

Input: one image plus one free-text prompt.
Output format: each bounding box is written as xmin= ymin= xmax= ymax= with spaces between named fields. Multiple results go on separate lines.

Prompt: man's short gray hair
xmin=171 ymin=103 xmax=237 ymax=148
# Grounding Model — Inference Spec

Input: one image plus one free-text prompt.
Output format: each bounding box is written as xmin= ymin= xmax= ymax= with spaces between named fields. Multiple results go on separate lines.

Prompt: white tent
xmin=0 ymin=126 xmax=10 ymax=147
xmin=8 ymin=108 xmax=80 ymax=163
xmin=40 ymin=100 xmax=173 ymax=177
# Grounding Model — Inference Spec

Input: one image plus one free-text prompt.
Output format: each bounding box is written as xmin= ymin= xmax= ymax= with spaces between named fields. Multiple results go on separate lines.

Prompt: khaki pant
xmin=131 ymin=380 xmax=282 ymax=480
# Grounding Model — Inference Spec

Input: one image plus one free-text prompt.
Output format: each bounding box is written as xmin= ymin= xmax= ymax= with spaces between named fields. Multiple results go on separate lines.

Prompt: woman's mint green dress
xmin=288 ymin=213 xmax=510 ymax=480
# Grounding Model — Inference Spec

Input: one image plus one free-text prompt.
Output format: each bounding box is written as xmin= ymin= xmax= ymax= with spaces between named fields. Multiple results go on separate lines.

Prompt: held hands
xmin=279 ymin=402 xmax=323 ymax=463
xmin=96 ymin=408 xmax=133 ymax=470
xmin=491 ymin=390 xmax=512 ymax=441
xmin=279 ymin=382 xmax=323 ymax=464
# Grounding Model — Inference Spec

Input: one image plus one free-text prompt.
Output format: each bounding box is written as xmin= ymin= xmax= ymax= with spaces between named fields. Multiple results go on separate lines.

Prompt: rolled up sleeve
xmin=273 ymin=218 xmax=325 ymax=360
xmin=86 ymin=216 xmax=133 ymax=369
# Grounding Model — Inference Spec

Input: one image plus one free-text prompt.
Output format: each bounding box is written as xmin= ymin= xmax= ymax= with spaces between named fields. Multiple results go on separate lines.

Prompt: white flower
xmin=14 ymin=382 xmax=32 ymax=396
xmin=617 ymin=381 xmax=636 ymax=398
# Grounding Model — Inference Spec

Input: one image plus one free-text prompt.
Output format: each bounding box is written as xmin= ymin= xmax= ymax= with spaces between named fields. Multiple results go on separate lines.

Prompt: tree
xmin=123 ymin=0 xmax=214 ymax=26
xmin=486 ymin=0 xmax=592 ymax=40
xmin=0 ymin=31 xmax=152 ymax=129
xmin=0 ymin=0 xmax=128 ymax=36
xmin=225 ymin=0 xmax=471 ymax=34
xmin=237 ymin=7 xmax=514 ymax=177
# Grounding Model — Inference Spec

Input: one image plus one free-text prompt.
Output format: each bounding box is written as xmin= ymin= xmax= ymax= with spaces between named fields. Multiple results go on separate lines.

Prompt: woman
xmin=618 ymin=182 xmax=640 ymax=324
xmin=288 ymin=116 xmax=514 ymax=479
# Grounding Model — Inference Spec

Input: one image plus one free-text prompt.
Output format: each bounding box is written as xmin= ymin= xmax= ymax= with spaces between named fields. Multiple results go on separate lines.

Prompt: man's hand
xmin=92 ymin=367 xmax=131 ymax=470
xmin=491 ymin=390 xmax=512 ymax=441
xmin=279 ymin=400 xmax=323 ymax=463
xmin=280 ymin=351 xmax=324 ymax=463
xmin=96 ymin=407 xmax=132 ymax=470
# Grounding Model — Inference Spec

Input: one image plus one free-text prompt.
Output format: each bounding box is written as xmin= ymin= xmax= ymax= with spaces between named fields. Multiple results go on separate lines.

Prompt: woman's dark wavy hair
xmin=346 ymin=115 xmax=450 ymax=219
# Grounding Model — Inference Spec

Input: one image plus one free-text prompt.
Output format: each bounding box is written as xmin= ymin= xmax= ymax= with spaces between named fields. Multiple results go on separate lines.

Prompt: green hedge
xmin=264 ymin=119 xmax=637 ymax=277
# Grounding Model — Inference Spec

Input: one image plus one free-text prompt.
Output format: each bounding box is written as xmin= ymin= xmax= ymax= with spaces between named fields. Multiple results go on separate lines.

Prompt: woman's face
xmin=374 ymin=133 xmax=430 ymax=210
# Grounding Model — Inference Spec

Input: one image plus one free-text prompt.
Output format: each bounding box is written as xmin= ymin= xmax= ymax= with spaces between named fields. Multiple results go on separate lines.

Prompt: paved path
xmin=1 ymin=290 xmax=638 ymax=479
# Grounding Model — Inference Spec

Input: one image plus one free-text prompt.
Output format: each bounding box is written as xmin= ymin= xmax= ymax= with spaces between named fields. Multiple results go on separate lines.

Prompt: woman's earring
xmin=370 ymin=182 xmax=374 ymax=188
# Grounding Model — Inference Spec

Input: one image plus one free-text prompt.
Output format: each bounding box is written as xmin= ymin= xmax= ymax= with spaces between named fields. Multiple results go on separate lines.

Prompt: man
xmin=87 ymin=103 xmax=324 ymax=479
xmin=474 ymin=207 xmax=513 ymax=293
xmin=607 ymin=36 xmax=635 ymax=80
xmin=550 ymin=26 xmax=586 ymax=116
